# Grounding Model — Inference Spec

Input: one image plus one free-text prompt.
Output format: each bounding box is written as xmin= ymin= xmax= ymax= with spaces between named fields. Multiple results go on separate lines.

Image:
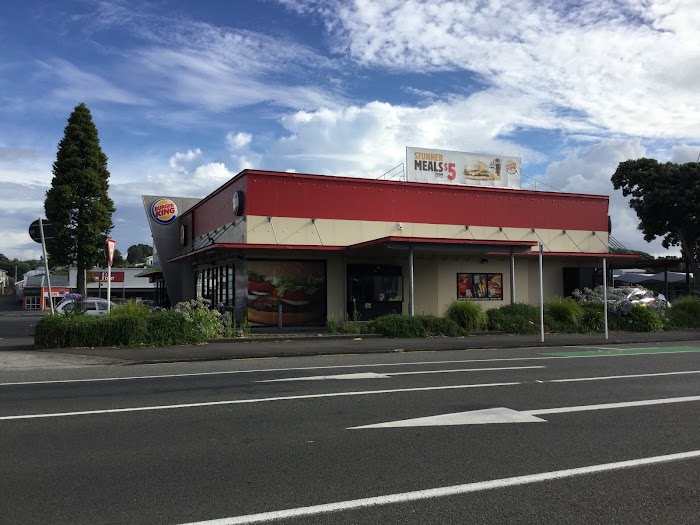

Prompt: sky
xmin=1 ymin=0 xmax=698 ymax=262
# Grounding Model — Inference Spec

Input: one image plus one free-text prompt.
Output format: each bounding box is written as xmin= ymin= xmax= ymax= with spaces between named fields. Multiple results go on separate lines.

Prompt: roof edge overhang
xmin=168 ymin=242 xmax=345 ymax=262
xmin=167 ymin=239 xmax=636 ymax=263
xmin=349 ymin=236 xmax=538 ymax=252
xmin=518 ymin=252 xmax=641 ymax=259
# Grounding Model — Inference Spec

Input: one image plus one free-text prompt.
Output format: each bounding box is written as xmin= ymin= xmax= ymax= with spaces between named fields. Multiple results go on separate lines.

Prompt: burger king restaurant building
xmin=143 ymin=149 xmax=636 ymax=326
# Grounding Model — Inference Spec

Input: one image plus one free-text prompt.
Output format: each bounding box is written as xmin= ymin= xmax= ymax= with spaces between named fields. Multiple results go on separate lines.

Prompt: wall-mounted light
xmin=480 ymin=258 xmax=488 ymax=264
xmin=397 ymin=223 xmax=403 ymax=230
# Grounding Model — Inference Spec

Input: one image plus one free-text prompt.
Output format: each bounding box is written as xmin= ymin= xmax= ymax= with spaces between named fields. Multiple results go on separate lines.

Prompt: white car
xmin=55 ymin=297 xmax=116 ymax=315
xmin=621 ymin=288 xmax=669 ymax=307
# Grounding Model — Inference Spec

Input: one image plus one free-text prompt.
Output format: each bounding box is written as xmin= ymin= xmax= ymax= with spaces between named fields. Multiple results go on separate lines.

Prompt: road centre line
xmin=4 ymin=369 xmax=700 ymax=421
xmin=2 ymin=347 xmax=699 ymax=387
xmin=0 ymin=382 xmax=518 ymax=420
xmin=177 ymin=450 xmax=700 ymax=525
xmin=256 ymin=366 xmax=546 ymax=382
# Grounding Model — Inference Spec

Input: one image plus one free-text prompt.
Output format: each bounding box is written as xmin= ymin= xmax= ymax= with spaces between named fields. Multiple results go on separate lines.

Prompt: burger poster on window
xmin=246 ymin=260 xmax=326 ymax=326
xmin=406 ymin=147 xmax=521 ymax=189
xmin=457 ymin=273 xmax=503 ymax=301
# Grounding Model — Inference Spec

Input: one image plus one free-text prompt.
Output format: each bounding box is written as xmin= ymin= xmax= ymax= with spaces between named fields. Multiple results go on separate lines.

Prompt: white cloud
xmin=543 ymin=138 xmax=681 ymax=257
xmin=168 ymin=148 xmax=203 ymax=172
xmin=192 ymin=162 xmax=236 ymax=184
xmin=226 ymin=132 xmax=252 ymax=150
xmin=308 ymin=0 xmax=700 ymax=140
xmin=266 ymin=96 xmax=548 ymax=177
xmin=670 ymin=145 xmax=700 ymax=164
xmin=41 ymin=59 xmax=151 ymax=106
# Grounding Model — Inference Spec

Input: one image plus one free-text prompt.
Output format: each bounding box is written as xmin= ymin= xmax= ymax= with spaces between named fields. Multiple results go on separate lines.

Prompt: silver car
xmin=55 ymin=297 xmax=116 ymax=315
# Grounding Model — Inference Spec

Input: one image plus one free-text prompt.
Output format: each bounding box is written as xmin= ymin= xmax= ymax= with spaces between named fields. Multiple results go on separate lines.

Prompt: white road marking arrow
xmin=349 ymin=395 xmax=700 ymax=428
xmin=257 ymin=366 xmax=544 ymax=382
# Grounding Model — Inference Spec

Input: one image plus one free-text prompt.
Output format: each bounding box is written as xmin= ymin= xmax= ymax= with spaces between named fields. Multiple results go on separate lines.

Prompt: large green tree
xmin=612 ymin=158 xmax=700 ymax=281
xmin=126 ymin=243 xmax=153 ymax=265
xmin=45 ymin=103 xmax=115 ymax=296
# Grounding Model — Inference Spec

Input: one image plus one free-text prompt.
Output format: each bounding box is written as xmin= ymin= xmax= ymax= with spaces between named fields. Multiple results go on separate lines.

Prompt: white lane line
xmin=259 ymin=373 xmax=393 ymax=382
xmin=5 ymin=368 xmax=700 ymax=421
xmin=389 ymin=365 xmax=544 ymax=376
xmin=2 ymin=348 xmax=698 ymax=387
xmin=256 ymin=366 xmax=545 ymax=383
xmin=550 ymin=370 xmax=700 ymax=383
xmin=529 ymin=395 xmax=700 ymax=416
xmin=0 ymin=382 xmax=519 ymax=421
xmin=176 ymin=450 xmax=700 ymax=524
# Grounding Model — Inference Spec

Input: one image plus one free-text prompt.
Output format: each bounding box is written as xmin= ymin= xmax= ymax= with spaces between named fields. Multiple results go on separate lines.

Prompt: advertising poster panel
xmin=406 ymin=147 xmax=521 ymax=189
xmin=457 ymin=273 xmax=503 ymax=301
xmin=247 ymin=260 xmax=326 ymax=326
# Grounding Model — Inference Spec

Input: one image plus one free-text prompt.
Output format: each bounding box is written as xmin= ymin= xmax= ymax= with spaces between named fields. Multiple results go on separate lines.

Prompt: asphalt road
xmin=2 ymin=342 xmax=700 ymax=524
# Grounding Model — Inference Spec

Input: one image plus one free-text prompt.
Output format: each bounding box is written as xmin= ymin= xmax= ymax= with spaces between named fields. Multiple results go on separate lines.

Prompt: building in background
xmin=21 ymin=272 xmax=71 ymax=310
xmin=68 ymin=267 xmax=156 ymax=302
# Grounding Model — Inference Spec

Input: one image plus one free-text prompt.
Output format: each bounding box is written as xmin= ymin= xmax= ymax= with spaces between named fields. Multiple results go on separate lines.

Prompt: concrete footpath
xmin=12 ymin=329 xmax=700 ymax=366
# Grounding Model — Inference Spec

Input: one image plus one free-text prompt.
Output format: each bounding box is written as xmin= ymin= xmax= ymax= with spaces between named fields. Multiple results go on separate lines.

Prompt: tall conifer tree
xmin=45 ymin=103 xmax=115 ymax=296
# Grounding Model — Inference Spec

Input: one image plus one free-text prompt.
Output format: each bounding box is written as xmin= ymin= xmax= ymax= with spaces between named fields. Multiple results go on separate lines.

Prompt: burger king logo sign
xmin=151 ymin=198 xmax=178 ymax=225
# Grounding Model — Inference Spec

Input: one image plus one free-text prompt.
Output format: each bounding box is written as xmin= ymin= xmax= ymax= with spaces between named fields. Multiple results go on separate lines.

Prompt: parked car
xmin=55 ymin=297 xmax=116 ymax=315
xmin=619 ymin=287 xmax=669 ymax=307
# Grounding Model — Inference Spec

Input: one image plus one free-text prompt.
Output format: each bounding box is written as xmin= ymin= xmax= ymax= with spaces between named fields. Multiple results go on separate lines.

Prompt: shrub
xmin=110 ymin=299 xmax=151 ymax=317
xmin=609 ymin=303 xmax=663 ymax=332
xmin=417 ymin=315 xmax=466 ymax=337
xmin=579 ymin=302 xmax=605 ymax=332
xmin=366 ymin=314 xmax=466 ymax=338
xmin=34 ymin=313 xmax=148 ymax=349
xmin=326 ymin=314 xmax=340 ymax=334
xmin=35 ymin=315 xmax=75 ymax=349
xmin=145 ymin=309 xmax=203 ymax=345
xmin=443 ymin=300 xmax=487 ymax=332
xmin=174 ymin=299 xmax=223 ymax=340
xmin=487 ymin=303 xmax=539 ymax=334
xmin=543 ymin=297 xmax=583 ymax=332
xmin=366 ymin=314 xmax=427 ymax=338
xmin=667 ymin=296 xmax=700 ymax=329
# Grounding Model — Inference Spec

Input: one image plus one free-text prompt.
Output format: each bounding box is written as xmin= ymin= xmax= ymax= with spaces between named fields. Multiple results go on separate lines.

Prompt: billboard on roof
xmin=406 ymin=147 xmax=521 ymax=189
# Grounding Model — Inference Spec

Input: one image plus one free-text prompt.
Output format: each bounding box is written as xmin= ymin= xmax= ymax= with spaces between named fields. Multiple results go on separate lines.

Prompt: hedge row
xmin=35 ymin=310 xmax=210 ymax=349
xmin=364 ymin=296 xmax=696 ymax=338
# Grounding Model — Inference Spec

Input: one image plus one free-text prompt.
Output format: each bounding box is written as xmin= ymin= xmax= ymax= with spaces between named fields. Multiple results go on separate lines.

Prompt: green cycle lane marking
xmin=543 ymin=346 xmax=700 ymax=357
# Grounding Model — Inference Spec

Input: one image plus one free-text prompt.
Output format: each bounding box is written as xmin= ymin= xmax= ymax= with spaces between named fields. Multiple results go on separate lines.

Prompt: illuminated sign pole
xmin=106 ymin=238 xmax=116 ymax=312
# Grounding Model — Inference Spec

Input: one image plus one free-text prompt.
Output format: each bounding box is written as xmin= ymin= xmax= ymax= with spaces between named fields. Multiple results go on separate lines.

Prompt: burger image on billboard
xmin=464 ymin=161 xmax=495 ymax=180
xmin=151 ymin=198 xmax=178 ymax=225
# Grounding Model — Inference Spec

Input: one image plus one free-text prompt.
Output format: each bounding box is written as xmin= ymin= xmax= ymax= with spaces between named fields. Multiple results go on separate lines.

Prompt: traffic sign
xmin=28 ymin=219 xmax=55 ymax=244
xmin=106 ymin=238 xmax=116 ymax=266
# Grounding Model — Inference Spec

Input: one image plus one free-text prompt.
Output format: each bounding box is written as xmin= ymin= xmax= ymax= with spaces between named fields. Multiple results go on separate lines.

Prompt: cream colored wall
xmin=412 ymin=257 xmax=439 ymax=315
xmin=526 ymin=259 xmax=566 ymax=304
xmin=246 ymin=215 xmax=609 ymax=253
